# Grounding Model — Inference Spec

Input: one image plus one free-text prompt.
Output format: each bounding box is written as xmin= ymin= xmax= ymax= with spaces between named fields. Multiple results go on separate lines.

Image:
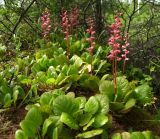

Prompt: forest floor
xmin=0 ymin=108 xmax=26 ymax=139
xmin=1 ymin=106 xmax=160 ymax=139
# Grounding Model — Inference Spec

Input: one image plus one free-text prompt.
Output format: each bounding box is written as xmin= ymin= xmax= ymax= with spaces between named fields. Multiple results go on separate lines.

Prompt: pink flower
xmin=86 ymin=17 xmax=96 ymax=54
xmin=61 ymin=10 xmax=70 ymax=40
xmin=41 ymin=10 xmax=52 ymax=38
xmin=107 ymin=14 xmax=129 ymax=62
xmin=107 ymin=14 xmax=122 ymax=61
xmin=70 ymin=6 xmax=79 ymax=29
xmin=121 ymin=33 xmax=130 ymax=61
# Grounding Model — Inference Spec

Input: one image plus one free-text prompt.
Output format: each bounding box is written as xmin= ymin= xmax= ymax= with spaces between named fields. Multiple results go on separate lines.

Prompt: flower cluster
xmin=70 ymin=6 xmax=79 ymax=32
xmin=122 ymin=33 xmax=129 ymax=61
xmin=107 ymin=14 xmax=129 ymax=62
xmin=41 ymin=10 xmax=51 ymax=38
xmin=61 ymin=10 xmax=70 ymax=41
xmin=86 ymin=17 xmax=96 ymax=54
xmin=107 ymin=14 xmax=122 ymax=61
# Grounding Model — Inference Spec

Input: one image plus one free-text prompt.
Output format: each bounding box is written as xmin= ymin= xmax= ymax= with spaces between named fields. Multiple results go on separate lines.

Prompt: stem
xmin=114 ymin=58 xmax=117 ymax=95
xmin=90 ymin=52 xmax=93 ymax=75
xmin=112 ymin=59 xmax=116 ymax=95
xmin=66 ymin=36 xmax=69 ymax=59
xmin=123 ymin=60 xmax=126 ymax=74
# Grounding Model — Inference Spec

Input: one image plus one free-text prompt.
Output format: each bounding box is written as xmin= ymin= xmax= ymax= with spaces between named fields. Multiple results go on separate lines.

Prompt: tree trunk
xmin=95 ymin=0 xmax=103 ymax=35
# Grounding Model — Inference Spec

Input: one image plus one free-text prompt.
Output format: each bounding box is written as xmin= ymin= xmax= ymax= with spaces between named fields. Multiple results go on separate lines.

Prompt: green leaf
xmin=134 ymin=84 xmax=153 ymax=105
xmin=53 ymin=95 xmax=79 ymax=116
xmin=75 ymin=97 xmax=86 ymax=109
xmin=60 ymin=112 xmax=79 ymax=130
xmin=67 ymin=65 xmax=78 ymax=75
xmin=131 ymin=132 xmax=146 ymax=139
xmin=120 ymin=98 xmax=136 ymax=113
xmin=84 ymin=96 xmax=99 ymax=115
xmin=40 ymin=92 xmax=53 ymax=105
xmin=121 ymin=132 xmax=131 ymax=139
xmin=70 ymin=55 xmax=83 ymax=68
xmin=4 ymin=93 xmax=12 ymax=107
xmin=95 ymin=94 xmax=109 ymax=114
xmin=80 ymin=76 xmax=100 ymax=92
xmin=79 ymin=113 xmax=93 ymax=126
xmin=15 ymin=130 xmax=28 ymax=139
xmin=42 ymin=116 xmax=59 ymax=137
xmin=110 ymin=102 xmax=124 ymax=112
xmin=46 ymin=78 xmax=56 ymax=85
xmin=92 ymin=113 xmax=108 ymax=128
xmin=52 ymin=127 xmax=58 ymax=139
xmin=142 ymin=131 xmax=154 ymax=139
xmin=112 ymin=133 xmax=122 ymax=139
xmin=13 ymin=89 xmax=19 ymax=104
xmin=99 ymin=80 xmax=114 ymax=101
xmin=95 ymin=60 xmax=106 ymax=75
xmin=116 ymin=76 xmax=130 ymax=101
xmin=25 ymin=107 xmax=42 ymax=126
xmin=20 ymin=120 xmax=37 ymax=137
xmin=76 ymin=129 xmax=103 ymax=138
xmin=83 ymin=118 xmax=95 ymax=131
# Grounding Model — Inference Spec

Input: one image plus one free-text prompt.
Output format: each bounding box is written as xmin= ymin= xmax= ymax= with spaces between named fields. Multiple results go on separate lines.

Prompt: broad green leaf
xmin=15 ymin=129 xmax=28 ymax=139
xmin=66 ymin=92 xmax=75 ymax=98
xmin=76 ymin=129 xmax=103 ymax=138
xmin=75 ymin=97 xmax=86 ymax=109
xmin=92 ymin=113 xmax=108 ymax=128
xmin=83 ymin=118 xmax=95 ymax=131
xmin=54 ymin=54 xmax=68 ymax=65
xmin=55 ymin=73 xmax=65 ymax=85
xmin=112 ymin=133 xmax=122 ymax=139
xmin=13 ymin=89 xmax=19 ymax=104
xmin=99 ymin=80 xmax=114 ymax=101
xmin=95 ymin=94 xmax=109 ymax=114
xmin=67 ymin=65 xmax=78 ymax=75
xmin=116 ymin=76 xmax=130 ymax=101
xmin=40 ymin=92 xmax=53 ymax=105
xmin=20 ymin=120 xmax=37 ymax=137
xmin=123 ymin=90 xmax=134 ymax=102
xmin=20 ymin=78 xmax=32 ymax=85
xmin=70 ymin=41 xmax=82 ymax=56
xmin=131 ymin=132 xmax=145 ymax=139
xmin=42 ymin=116 xmax=59 ymax=137
xmin=4 ymin=93 xmax=12 ymax=107
xmin=110 ymin=102 xmax=124 ymax=112
xmin=84 ymin=96 xmax=99 ymax=115
xmin=120 ymin=98 xmax=136 ymax=113
xmin=80 ymin=76 xmax=100 ymax=92
xmin=95 ymin=60 xmax=106 ymax=75
xmin=24 ymin=107 xmax=42 ymax=126
xmin=142 ymin=131 xmax=153 ymax=139
xmin=53 ymin=95 xmax=79 ymax=115
xmin=52 ymin=127 xmax=58 ymax=139
xmin=0 ymin=81 xmax=12 ymax=94
xmin=134 ymin=84 xmax=153 ymax=105
xmin=42 ymin=118 xmax=53 ymax=136
xmin=46 ymin=78 xmax=56 ymax=85
xmin=121 ymin=132 xmax=131 ymax=139
xmin=79 ymin=113 xmax=92 ymax=126
xmin=60 ymin=112 xmax=79 ymax=130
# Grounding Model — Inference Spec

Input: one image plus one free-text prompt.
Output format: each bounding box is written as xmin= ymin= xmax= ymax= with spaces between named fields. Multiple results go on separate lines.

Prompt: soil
xmin=0 ymin=107 xmax=26 ymax=139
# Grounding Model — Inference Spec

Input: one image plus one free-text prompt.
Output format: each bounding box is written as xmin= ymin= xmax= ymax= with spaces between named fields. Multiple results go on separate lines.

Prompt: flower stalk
xmin=107 ymin=13 xmax=129 ymax=95
xmin=41 ymin=9 xmax=51 ymax=38
xmin=86 ymin=17 xmax=96 ymax=74
xmin=61 ymin=10 xmax=70 ymax=58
